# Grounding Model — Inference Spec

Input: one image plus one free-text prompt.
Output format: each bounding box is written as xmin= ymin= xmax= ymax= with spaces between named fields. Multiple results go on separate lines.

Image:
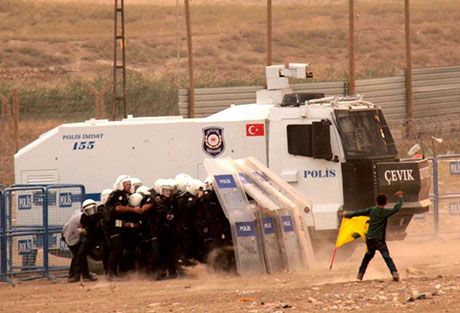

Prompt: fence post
xmin=13 ymin=90 xmax=19 ymax=153
xmin=404 ymin=0 xmax=413 ymax=137
xmin=43 ymin=188 xmax=51 ymax=279
xmin=184 ymin=0 xmax=195 ymax=118
xmin=433 ymin=156 xmax=439 ymax=236
xmin=1 ymin=190 xmax=6 ymax=282
xmin=0 ymin=190 xmax=13 ymax=284
xmin=266 ymin=0 xmax=272 ymax=67
xmin=88 ymin=84 xmax=111 ymax=119
xmin=348 ymin=0 xmax=356 ymax=95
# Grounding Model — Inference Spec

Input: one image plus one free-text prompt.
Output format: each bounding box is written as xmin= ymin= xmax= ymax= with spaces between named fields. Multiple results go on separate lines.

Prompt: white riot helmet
xmin=113 ymin=174 xmax=131 ymax=191
xmin=186 ymin=179 xmax=204 ymax=196
xmin=170 ymin=178 xmax=178 ymax=190
xmin=175 ymin=173 xmax=192 ymax=193
xmin=136 ymin=185 xmax=151 ymax=197
xmin=130 ymin=178 xmax=142 ymax=193
xmin=128 ymin=193 xmax=143 ymax=207
xmin=204 ymin=176 xmax=213 ymax=191
xmin=153 ymin=179 xmax=165 ymax=194
xmin=81 ymin=199 xmax=97 ymax=216
xmin=160 ymin=179 xmax=176 ymax=196
xmin=100 ymin=189 xmax=112 ymax=205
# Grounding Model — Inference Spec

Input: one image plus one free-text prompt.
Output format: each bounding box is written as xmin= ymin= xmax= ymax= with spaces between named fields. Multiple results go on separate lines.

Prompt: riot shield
xmin=234 ymin=159 xmax=305 ymax=272
xmin=276 ymin=209 xmax=304 ymax=271
xmin=255 ymin=208 xmax=286 ymax=274
xmin=235 ymin=166 xmax=286 ymax=273
xmin=238 ymin=158 xmax=316 ymax=270
xmin=247 ymin=156 xmax=313 ymax=225
xmin=204 ymin=158 xmax=266 ymax=276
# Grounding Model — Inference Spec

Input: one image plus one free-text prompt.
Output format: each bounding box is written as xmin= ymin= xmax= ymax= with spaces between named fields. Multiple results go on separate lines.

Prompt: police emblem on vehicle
xmin=202 ymin=127 xmax=225 ymax=157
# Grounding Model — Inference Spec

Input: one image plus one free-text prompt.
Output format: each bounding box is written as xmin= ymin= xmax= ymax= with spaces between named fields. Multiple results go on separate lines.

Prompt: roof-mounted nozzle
xmin=266 ymin=63 xmax=313 ymax=90
xmin=257 ymin=63 xmax=313 ymax=105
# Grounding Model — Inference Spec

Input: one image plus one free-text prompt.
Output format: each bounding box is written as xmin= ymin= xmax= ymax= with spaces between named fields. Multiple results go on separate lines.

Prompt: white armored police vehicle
xmin=14 ymin=63 xmax=430 ymax=247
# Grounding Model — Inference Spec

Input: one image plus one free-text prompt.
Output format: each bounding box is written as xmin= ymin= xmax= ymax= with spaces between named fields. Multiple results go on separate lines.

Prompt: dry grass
xmin=1 ymin=0 xmax=460 ymax=85
xmin=1 ymin=0 xmax=460 ymax=184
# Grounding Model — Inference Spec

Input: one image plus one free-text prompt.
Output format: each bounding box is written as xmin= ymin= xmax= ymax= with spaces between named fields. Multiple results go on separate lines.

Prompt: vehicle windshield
xmin=334 ymin=109 xmax=398 ymax=160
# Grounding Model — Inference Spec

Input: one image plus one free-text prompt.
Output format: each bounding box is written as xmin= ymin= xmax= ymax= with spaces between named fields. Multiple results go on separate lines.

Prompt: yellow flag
xmin=335 ymin=216 xmax=370 ymax=248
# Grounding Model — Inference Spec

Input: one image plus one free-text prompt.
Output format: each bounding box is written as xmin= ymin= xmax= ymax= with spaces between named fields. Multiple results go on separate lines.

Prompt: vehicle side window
xmin=287 ymin=124 xmax=312 ymax=157
xmin=312 ymin=120 xmax=333 ymax=160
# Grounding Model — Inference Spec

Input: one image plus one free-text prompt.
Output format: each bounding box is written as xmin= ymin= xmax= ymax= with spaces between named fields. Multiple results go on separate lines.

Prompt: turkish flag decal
xmin=246 ymin=123 xmax=265 ymax=136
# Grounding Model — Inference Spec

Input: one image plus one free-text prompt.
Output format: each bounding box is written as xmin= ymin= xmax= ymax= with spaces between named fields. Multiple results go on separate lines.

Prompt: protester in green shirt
xmin=344 ymin=191 xmax=404 ymax=282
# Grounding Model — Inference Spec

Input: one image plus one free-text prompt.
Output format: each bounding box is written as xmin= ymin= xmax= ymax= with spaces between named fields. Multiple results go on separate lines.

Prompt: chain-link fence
xmin=389 ymin=114 xmax=460 ymax=159
xmin=17 ymin=85 xmax=179 ymax=122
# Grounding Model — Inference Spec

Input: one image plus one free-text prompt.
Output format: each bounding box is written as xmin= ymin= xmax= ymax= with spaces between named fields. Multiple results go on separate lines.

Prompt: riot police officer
xmin=98 ymin=188 xmax=113 ymax=275
xmin=150 ymin=179 xmax=179 ymax=280
xmin=175 ymin=178 xmax=201 ymax=265
xmin=196 ymin=178 xmax=234 ymax=271
xmin=102 ymin=175 xmax=141 ymax=281
xmin=134 ymin=186 xmax=156 ymax=273
xmin=64 ymin=199 xmax=99 ymax=282
xmin=119 ymin=193 xmax=144 ymax=273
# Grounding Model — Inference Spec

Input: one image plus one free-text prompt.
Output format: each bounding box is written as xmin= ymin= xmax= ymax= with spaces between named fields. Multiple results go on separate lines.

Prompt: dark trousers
xmin=99 ymin=234 xmax=110 ymax=275
xmin=103 ymin=226 xmax=123 ymax=276
xmin=359 ymin=238 xmax=397 ymax=274
xmin=68 ymin=236 xmax=94 ymax=279
xmin=158 ymin=241 xmax=179 ymax=278
xmin=156 ymin=230 xmax=179 ymax=279
xmin=119 ymin=228 xmax=138 ymax=274
xmin=68 ymin=244 xmax=80 ymax=279
xmin=75 ymin=235 xmax=95 ymax=278
xmin=137 ymin=238 xmax=152 ymax=273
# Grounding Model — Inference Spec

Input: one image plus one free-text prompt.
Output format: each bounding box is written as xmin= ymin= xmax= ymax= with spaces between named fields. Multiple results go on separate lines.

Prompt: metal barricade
xmin=0 ymin=186 xmax=4 ymax=282
xmin=45 ymin=184 xmax=85 ymax=272
xmin=407 ymin=155 xmax=460 ymax=237
xmin=432 ymin=155 xmax=460 ymax=235
xmin=2 ymin=186 xmax=47 ymax=283
xmin=0 ymin=184 xmax=85 ymax=284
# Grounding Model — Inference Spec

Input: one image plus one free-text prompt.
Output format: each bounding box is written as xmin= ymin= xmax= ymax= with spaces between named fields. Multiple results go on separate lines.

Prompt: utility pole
xmin=184 ymin=0 xmax=195 ymax=118
xmin=267 ymin=0 xmax=272 ymax=66
xmin=348 ymin=0 xmax=356 ymax=95
xmin=176 ymin=0 xmax=181 ymax=78
xmin=405 ymin=0 xmax=413 ymax=136
xmin=113 ymin=0 xmax=127 ymax=120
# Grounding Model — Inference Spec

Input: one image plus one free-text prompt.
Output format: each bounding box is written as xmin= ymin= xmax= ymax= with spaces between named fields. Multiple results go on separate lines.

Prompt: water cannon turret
xmin=257 ymin=63 xmax=313 ymax=105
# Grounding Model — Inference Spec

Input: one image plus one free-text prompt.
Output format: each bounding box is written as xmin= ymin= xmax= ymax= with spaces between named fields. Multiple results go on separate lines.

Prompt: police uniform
xmin=76 ymin=210 xmax=100 ymax=280
xmin=102 ymin=189 xmax=130 ymax=278
xmin=136 ymin=194 xmax=155 ymax=273
xmin=197 ymin=190 xmax=234 ymax=271
xmin=119 ymin=210 xmax=142 ymax=274
xmin=151 ymin=194 xmax=179 ymax=279
xmin=175 ymin=191 xmax=197 ymax=264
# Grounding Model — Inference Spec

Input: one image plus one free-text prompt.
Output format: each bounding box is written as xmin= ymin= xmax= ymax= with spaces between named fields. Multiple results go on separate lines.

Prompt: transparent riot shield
xmin=235 ymin=159 xmax=306 ymax=271
xmin=276 ymin=209 xmax=304 ymax=272
xmin=237 ymin=166 xmax=286 ymax=274
xmin=255 ymin=207 xmax=285 ymax=274
xmin=246 ymin=156 xmax=313 ymax=224
xmin=237 ymin=158 xmax=315 ymax=270
xmin=204 ymin=158 xmax=266 ymax=276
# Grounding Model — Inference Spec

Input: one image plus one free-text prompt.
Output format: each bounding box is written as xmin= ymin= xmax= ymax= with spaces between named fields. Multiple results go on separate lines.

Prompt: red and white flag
xmin=246 ymin=123 xmax=265 ymax=136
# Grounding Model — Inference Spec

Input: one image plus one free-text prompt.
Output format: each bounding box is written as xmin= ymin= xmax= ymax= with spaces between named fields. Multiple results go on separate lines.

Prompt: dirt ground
xmin=1 ymin=226 xmax=460 ymax=313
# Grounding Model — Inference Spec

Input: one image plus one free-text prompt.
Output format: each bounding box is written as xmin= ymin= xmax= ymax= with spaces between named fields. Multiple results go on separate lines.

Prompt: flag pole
xmin=330 ymin=214 xmax=345 ymax=270
xmin=329 ymin=247 xmax=338 ymax=270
